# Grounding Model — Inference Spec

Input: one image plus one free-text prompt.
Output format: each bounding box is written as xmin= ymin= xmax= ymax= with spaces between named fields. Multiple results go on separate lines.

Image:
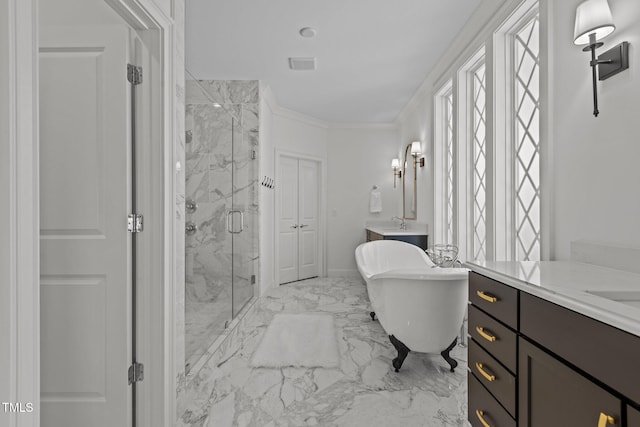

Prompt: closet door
xmin=278 ymin=156 xmax=319 ymax=284
xmin=298 ymin=159 xmax=318 ymax=280
xmin=278 ymin=156 xmax=300 ymax=284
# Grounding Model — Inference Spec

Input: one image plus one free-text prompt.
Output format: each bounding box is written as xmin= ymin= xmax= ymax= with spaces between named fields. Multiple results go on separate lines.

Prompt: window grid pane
xmin=445 ymin=92 xmax=454 ymax=245
xmin=514 ymin=15 xmax=540 ymax=261
xmin=472 ymin=63 xmax=487 ymax=261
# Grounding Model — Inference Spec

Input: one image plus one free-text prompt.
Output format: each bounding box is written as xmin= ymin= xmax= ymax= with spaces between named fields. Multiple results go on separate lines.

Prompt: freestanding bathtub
xmin=355 ymin=240 xmax=468 ymax=372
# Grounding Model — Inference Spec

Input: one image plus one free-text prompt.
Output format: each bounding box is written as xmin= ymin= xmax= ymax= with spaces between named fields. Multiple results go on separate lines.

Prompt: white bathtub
xmin=355 ymin=240 xmax=468 ymax=372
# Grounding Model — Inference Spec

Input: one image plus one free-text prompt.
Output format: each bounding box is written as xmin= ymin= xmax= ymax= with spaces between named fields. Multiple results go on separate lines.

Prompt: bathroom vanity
xmin=466 ymin=261 xmax=640 ymax=427
xmin=365 ymin=227 xmax=428 ymax=250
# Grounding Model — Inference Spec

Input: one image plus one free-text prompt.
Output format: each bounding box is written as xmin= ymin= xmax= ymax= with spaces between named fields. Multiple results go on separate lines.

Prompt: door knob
xmin=299 ymin=224 xmax=308 ymax=228
xmin=290 ymin=224 xmax=299 ymax=229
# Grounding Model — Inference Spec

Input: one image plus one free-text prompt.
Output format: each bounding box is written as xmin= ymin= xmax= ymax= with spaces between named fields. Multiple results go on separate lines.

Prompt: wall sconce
xmin=410 ymin=141 xmax=425 ymax=167
xmin=391 ymin=158 xmax=402 ymax=188
xmin=574 ymin=0 xmax=629 ymax=117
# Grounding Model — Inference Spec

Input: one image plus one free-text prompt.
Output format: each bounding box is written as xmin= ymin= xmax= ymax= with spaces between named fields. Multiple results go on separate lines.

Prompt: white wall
xmin=260 ymin=88 xmax=329 ymax=290
xmin=549 ymin=0 xmax=640 ymax=259
xmin=397 ymin=92 xmax=436 ymax=238
xmin=0 ymin=0 xmax=11 ymax=407
xmin=259 ymin=85 xmax=276 ymax=295
xmin=396 ymin=0 xmax=640 ymax=262
xmin=272 ymin=109 xmax=329 ymax=160
xmin=396 ymin=0 xmax=506 ymax=244
xmin=263 ymin=89 xmax=402 ymax=279
xmin=326 ymin=126 xmax=400 ymax=275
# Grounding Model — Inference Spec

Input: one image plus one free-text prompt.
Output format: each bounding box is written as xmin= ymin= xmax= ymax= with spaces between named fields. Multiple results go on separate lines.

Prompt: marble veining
xmin=187 ymin=80 xmax=259 ymax=105
xmin=185 ymin=80 xmax=260 ymax=375
xmin=177 ymin=277 xmax=468 ymax=426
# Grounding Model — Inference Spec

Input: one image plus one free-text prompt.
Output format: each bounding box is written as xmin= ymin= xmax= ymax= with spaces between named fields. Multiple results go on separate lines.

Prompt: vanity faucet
xmin=391 ymin=216 xmax=407 ymax=230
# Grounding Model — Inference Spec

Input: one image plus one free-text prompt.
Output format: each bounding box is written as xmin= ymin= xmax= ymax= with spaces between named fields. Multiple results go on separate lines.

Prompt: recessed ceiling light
xmin=299 ymin=27 xmax=317 ymax=38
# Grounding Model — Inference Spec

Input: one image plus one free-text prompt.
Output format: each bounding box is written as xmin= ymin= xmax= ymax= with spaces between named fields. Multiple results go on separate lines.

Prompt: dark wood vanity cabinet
xmin=519 ymin=337 xmax=621 ymax=427
xmin=629 ymin=405 xmax=640 ymax=426
xmin=365 ymin=229 xmax=428 ymax=250
xmin=468 ymin=272 xmax=519 ymax=426
xmin=468 ymin=271 xmax=640 ymax=427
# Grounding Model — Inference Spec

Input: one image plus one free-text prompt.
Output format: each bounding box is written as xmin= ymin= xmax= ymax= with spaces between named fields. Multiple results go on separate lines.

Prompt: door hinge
xmin=127 ymin=214 xmax=144 ymax=233
xmin=127 ymin=64 xmax=143 ymax=85
xmin=250 ymin=149 xmax=256 ymax=160
xmin=128 ymin=362 xmax=144 ymax=385
xmin=251 ymin=274 xmax=256 ymax=285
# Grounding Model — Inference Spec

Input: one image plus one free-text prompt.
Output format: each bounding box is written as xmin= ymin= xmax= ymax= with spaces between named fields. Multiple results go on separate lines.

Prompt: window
xmin=444 ymin=90 xmax=455 ymax=245
xmin=431 ymin=0 xmax=541 ymax=261
xmin=513 ymin=14 xmax=540 ymax=261
xmin=471 ymin=62 xmax=487 ymax=261
xmin=434 ymin=80 xmax=456 ymax=247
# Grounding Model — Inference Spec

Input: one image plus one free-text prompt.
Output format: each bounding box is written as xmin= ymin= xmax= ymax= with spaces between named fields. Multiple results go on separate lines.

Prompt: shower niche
xmin=184 ymin=80 xmax=259 ymax=373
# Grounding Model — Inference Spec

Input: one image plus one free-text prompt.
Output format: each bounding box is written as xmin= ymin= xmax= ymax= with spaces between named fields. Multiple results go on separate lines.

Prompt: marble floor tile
xmin=179 ymin=277 xmax=470 ymax=427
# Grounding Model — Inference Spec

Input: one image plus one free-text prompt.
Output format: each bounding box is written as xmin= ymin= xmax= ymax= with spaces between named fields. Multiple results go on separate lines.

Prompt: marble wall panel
xmin=184 ymin=80 xmax=260 ymax=377
xmin=194 ymin=80 xmax=259 ymax=105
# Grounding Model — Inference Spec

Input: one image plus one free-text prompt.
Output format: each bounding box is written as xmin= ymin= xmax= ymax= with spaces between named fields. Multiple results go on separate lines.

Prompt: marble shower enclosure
xmin=185 ymin=80 xmax=259 ymax=373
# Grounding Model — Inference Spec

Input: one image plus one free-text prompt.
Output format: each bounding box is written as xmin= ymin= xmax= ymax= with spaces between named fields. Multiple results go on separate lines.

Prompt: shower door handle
xmin=227 ymin=210 xmax=244 ymax=234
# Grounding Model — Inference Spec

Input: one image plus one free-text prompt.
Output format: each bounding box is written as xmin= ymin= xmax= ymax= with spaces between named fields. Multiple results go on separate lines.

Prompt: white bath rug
xmin=251 ymin=313 xmax=340 ymax=369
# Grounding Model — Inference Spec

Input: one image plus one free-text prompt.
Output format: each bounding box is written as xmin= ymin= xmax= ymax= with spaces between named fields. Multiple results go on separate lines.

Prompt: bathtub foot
xmin=441 ymin=338 xmax=458 ymax=372
xmin=370 ymin=311 xmax=377 ymax=321
xmin=389 ymin=335 xmax=410 ymax=372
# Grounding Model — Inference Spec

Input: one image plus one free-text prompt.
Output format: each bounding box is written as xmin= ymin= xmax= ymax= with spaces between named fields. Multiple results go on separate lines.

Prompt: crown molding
xmin=262 ymin=82 xmax=397 ymax=131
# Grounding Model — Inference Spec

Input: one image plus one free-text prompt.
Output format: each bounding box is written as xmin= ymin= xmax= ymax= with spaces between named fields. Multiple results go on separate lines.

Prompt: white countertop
xmin=467 ymin=261 xmax=640 ymax=338
xmin=366 ymin=226 xmax=428 ymax=236
xmin=365 ymin=220 xmax=428 ymax=236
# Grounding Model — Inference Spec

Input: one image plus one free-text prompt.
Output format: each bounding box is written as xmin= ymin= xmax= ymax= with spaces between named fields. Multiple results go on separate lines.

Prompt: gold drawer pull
xmin=475 ymin=362 xmax=496 ymax=382
xmin=598 ymin=412 xmax=616 ymax=427
xmin=476 ymin=410 xmax=491 ymax=427
xmin=476 ymin=326 xmax=497 ymax=342
xmin=476 ymin=290 xmax=497 ymax=303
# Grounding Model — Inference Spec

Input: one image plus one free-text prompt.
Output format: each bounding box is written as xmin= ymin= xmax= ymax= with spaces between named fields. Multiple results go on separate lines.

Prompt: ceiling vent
xmin=288 ymin=57 xmax=316 ymax=71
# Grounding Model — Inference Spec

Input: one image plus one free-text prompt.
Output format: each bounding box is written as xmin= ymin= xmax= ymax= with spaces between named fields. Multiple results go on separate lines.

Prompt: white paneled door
xmin=39 ymin=25 xmax=132 ymax=427
xmin=278 ymin=157 xmax=319 ymax=284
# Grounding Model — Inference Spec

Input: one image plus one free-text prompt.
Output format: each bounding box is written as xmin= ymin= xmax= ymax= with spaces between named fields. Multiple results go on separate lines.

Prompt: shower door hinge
xmin=127 ymin=214 xmax=144 ymax=233
xmin=127 ymin=64 xmax=143 ymax=85
xmin=128 ymin=362 xmax=144 ymax=385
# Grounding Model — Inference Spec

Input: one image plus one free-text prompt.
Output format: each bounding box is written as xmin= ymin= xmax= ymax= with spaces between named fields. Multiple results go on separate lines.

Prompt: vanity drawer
xmin=469 ymin=305 xmax=517 ymax=373
xmin=469 ymin=339 xmax=517 ymax=418
xmin=521 ymin=292 xmax=640 ymax=405
xmin=469 ymin=272 xmax=518 ymax=329
xmin=628 ymin=405 xmax=640 ymax=426
xmin=469 ymin=373 xmax=516 ymax=427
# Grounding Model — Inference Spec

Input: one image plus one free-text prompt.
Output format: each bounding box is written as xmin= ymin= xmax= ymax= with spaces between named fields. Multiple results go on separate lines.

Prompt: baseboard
xmin=327 ymin=269 xmax=361 ymax=278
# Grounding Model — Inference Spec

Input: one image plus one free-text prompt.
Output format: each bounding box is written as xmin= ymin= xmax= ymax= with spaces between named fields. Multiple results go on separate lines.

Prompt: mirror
xmin=402 ymin=143 xmax=417 ymax=219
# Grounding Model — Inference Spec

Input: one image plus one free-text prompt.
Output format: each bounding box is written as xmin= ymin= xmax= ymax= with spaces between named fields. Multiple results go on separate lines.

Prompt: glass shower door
xmin=184 ymin=83 xmax=233 ymax=372
xmin=230 ymin=105 xmax=257 ymax=317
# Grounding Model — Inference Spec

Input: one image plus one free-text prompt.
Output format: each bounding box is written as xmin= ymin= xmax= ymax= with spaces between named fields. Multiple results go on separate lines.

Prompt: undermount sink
xmin=586 ymin=290 xmax=640 ymax=309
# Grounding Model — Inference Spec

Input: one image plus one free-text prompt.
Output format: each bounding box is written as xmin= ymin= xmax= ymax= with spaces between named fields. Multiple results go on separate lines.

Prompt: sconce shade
xmin=410 ymin=141 xmax=421 ymax=156
xmin=391 ymin=158 xmax=400 ymax=169
xmin=574 ymin=0 xmax=615 ymax=45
